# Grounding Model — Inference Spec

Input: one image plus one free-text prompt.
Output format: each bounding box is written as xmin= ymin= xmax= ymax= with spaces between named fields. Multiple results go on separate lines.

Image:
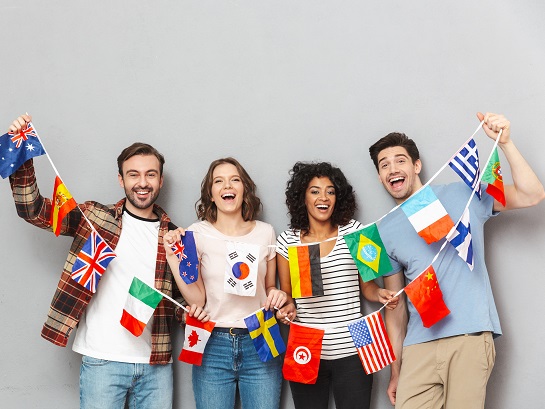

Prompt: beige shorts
xmin=396 ymin=332 xmax=496 ymax=409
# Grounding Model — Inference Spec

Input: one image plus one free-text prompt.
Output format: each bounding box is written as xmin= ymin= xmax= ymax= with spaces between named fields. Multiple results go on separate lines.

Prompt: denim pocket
xmin=82 ymin=355 xmax=109 ymax=366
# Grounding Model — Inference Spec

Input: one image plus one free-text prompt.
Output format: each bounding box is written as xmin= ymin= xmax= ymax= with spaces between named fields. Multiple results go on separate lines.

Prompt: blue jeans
xmin=79 ymin=356 xmax=173 ymax=409
xmin=192 ymin=329 xmax=283 ymax=409
xmin=289 ymin=354 xmax=373 ymax=409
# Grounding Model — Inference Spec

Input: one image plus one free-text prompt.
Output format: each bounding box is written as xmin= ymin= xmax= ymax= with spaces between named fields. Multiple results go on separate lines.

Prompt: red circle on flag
xmin=232 ymin=262 xmax=250 ymax=280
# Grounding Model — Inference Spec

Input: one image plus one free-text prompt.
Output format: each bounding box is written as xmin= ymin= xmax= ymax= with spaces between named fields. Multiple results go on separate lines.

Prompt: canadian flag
xmin=178 ymin=315 xmax=216 ymax=365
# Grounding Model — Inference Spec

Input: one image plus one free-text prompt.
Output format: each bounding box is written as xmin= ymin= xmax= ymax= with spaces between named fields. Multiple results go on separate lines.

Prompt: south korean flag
xmin=224 ymin=241 xmax=260 ymax=296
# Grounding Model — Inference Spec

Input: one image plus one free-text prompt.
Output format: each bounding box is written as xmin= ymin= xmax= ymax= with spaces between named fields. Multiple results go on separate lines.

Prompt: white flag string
xmin=27 ymin=120 xmax=504 ymax=332
xmin=30 ymin=122 xmax=102 ymax=237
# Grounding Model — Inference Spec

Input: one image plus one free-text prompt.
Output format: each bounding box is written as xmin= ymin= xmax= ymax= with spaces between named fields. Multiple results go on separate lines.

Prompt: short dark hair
xmin=369 ymin=132 xmax=420 ymax=171
xmin=196 ymin=157 xmax=262 ymax=223
xmin=285 ymin=162 xmax=356 ymax=231
xmin=117 ymin=143 xmax=165 ymax=176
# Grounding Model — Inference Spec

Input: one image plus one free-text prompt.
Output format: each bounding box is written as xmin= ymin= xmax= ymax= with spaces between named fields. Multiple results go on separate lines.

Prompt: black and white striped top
xmin=276 ymin=219 xmax=363 ymax=360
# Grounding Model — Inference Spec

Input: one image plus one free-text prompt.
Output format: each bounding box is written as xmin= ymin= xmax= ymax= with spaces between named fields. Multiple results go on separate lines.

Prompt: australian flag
xmin=71 ymin=230 xmax=116 ymax=293
xmin=447 ymin=208 xmax=474 ymax=270
xmin=449 ymin=138 xmax=481 ymax=199
xmin=174 ymin=231 xmax=199 ymax=285
xmin=0 ymin=122 xmax=45 ymax=178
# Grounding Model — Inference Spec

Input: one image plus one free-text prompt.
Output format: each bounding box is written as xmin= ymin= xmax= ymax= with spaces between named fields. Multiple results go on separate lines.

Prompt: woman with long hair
xmin=164 ymin=157 xmax=286 ymax=409
xmin=276 ymin=161 xmax=398 ymax=409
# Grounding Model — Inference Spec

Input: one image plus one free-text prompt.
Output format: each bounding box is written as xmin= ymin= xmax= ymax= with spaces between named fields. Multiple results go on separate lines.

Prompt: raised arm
xmin=8 ymin=113 xmax=81 ymax=236
xmin=383 ymin=271 xmax=408 ymax=406
xmin=478 ymin=112 xmax=545 ymax=211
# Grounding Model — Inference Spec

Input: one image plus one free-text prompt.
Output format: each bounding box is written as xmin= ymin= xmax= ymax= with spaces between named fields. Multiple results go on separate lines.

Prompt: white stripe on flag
xmin=184 ymin=325 xmax=213 ymax=354
xmin=124 ymin=293 xmax=156 ymax=323
xmin=407 ymin=200 xmax=448 ymax=233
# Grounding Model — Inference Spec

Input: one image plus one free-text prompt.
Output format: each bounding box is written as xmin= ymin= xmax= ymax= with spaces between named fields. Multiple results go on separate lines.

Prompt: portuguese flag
xmin=482 ymin=148 xmax=506 ymax=206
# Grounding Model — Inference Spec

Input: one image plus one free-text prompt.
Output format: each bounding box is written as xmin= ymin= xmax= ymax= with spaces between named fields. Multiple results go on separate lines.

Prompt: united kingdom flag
xmin=71 ymin=231 xmax=116 ymax=293
xmin=171 ymin=241 xmax=188 ymax=261
xmin=8 ymin=122 xmax=38 ymax=148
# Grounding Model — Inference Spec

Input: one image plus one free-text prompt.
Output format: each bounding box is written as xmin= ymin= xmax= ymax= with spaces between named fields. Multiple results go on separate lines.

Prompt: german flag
xmin=287 ymin=244 xmax=323 ymax=298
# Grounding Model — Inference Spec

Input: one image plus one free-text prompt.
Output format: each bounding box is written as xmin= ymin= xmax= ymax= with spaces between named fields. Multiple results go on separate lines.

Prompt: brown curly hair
xmin=285 ymin=161 xmax=356 ymax=232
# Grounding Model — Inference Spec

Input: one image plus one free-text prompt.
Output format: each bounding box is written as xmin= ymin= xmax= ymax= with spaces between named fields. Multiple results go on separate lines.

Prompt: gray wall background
xmin=1 ymin=1 xmax=544 ymax=408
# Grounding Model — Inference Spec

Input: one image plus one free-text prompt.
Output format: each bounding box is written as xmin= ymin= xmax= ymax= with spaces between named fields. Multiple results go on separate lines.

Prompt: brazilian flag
xmin=344 ymin=224 xmax=393 ymax=282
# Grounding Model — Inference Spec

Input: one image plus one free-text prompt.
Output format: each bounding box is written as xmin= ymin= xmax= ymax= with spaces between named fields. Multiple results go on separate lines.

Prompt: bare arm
xmin=275 ymin=253 xmax=297 ymax=323
xmin=383 ymin=271 xmax=408 ymax=406
xmin=264 ymin=255 xmax=288 ymax=311
xmin=360 ymin=279 xmax=399 ymax=310
xmin=478 ymin=112 xmax=545 ymax=211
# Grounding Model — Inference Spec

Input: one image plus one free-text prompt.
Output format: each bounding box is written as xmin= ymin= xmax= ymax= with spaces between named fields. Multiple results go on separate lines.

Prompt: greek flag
xmin=449 ymin=138 xmax=481 ymax=199
xmin=447 ymin=208 xmax=474 ymax=271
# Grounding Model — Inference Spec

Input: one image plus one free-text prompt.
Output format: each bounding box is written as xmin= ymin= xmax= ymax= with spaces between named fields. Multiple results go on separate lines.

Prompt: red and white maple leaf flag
xmin=178 ymin=315 xmax=216 ymax=366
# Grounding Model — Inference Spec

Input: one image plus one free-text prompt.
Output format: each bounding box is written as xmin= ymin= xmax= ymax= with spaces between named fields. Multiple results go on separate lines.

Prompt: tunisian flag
xmin=282 ymin=322 xmax=324 ymax=384
xmin=178 ymin=315 xmax=216 ymax=366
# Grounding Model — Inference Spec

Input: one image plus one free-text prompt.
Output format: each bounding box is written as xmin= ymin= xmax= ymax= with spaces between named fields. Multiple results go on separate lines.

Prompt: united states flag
xmin=348 ymin=311 xmax=395 ymax=375
xmin=71 ymin=231 xmax=116 ymax=293
xmin=447 ymin=208 xmax=474 ymax=270
xmin=449 ymin=138 xmax=481 ymax=198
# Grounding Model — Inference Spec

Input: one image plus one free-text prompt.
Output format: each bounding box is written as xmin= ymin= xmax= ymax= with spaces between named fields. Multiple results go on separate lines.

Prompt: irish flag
xmin=401 ymin=186 xmax=454 ymax=245
xmin=120 ymin=277 xmax=163 ymax=337
xmin=179 ymin=315 xmax=216 ymax=366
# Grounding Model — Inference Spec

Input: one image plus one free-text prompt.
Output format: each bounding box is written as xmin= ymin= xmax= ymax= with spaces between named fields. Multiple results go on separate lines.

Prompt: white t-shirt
xmin=72 ymin=210 xmax=161 ymax=363
xmin=188 ymin=220 xmax=276 ymax=328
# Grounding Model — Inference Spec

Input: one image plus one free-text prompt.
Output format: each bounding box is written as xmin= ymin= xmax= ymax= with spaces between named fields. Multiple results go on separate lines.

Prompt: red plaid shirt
xmin=10 ymin=160 xmax=182 ymax=364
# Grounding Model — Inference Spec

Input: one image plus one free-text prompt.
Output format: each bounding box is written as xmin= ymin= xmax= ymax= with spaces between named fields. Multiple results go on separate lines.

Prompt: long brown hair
xmin=196 ymin=157 xmax=262 ymax=223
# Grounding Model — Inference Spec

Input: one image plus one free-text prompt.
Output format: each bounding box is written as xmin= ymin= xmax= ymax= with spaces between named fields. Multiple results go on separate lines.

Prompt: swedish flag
xmin=244 ymin=308 xmax=286 ymax=362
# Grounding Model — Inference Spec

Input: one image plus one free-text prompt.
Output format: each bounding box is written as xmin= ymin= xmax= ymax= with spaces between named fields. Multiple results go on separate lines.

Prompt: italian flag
xmin=120 ymin=277 xmax=163 ymax=337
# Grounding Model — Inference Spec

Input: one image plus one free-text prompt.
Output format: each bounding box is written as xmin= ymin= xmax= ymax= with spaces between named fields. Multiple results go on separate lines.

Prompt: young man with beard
xmin=368 ymin=112 xmax=544 ymax=409
xmin=8 ymin=113 xmax=182 ymax=409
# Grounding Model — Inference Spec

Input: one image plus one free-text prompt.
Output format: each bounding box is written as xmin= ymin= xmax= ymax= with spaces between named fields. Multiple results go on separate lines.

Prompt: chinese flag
xmin=282 ymin=322 xmax=324 ymax=384
xmin=404 ymin=266 xmax=450 ymax=328
xmin=50 ymin=176 xmax=76 ymax=236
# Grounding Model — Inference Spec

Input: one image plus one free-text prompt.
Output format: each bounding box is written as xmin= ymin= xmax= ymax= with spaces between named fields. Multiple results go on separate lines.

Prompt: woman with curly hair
xmin=276 ymin=161 xmax=398 ymax=409
xmin=163 ymin=157 xmax=287 ymax=409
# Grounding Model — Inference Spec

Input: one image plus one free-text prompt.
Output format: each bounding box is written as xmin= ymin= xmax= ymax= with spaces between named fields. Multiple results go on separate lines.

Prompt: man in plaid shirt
xmin=8 ymin=114 xmax=183 ymax=409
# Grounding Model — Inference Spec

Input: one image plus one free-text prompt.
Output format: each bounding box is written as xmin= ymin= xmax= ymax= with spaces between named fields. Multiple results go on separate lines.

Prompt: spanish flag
xmin=288 ymin=244 xmax=323 ymax=298
xmin=50 ymin=176 xmax=76 ymax=236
